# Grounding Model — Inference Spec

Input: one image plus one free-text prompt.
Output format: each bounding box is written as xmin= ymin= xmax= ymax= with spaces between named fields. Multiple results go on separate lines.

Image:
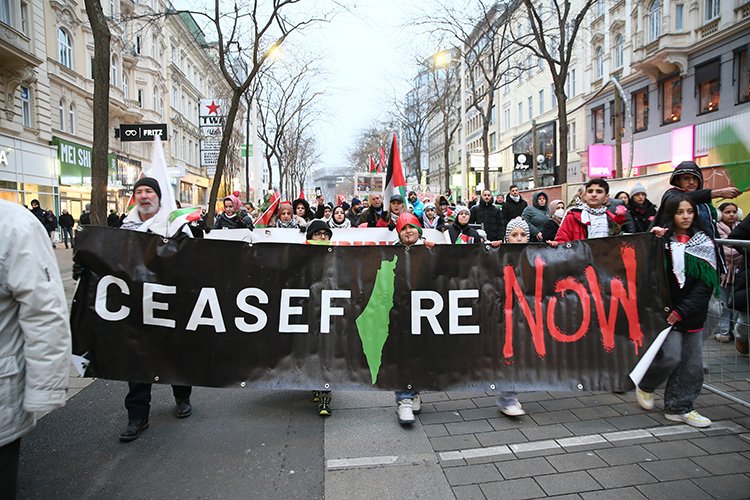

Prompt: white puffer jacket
xmin=0 ymin=200 xmax=71 ymax=447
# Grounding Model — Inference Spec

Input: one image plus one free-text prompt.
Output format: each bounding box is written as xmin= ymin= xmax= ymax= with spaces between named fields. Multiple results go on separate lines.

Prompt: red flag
xmin=369 ymin=155 xmax=376 ymax=173
xmin=378 ymin=147 xmax=386 ymax=173
xmin=336 ymin=194 xmax=346 ymax=206
xmin=298 ymin=188 xmax=305 ymax=200
xmin=254 ymin=191 xmax=281 ymax=227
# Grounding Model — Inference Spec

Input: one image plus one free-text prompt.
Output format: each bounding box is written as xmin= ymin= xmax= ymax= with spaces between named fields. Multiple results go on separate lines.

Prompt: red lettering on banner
xmin=584 ymin=245 xmax=644 ymax=354
xmin=546 ymin=278 xmax=591 ymax=343
xmin=503 ymin=256 xmax=546 ymax=359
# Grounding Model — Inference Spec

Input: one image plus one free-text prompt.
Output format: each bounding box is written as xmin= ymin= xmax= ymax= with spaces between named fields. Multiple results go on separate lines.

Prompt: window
xmin=58 ymin=28 xmax=73 ymax=68
xmin=738 ymin=49 xmax=749 ymax=104
xmin=135 ymin=35 xmax=142 ymax=54
xmin=490 ymin=132 xmax=496 ymax=151
xmin=568 ymin=121 xmax=577 ymax=152
xmin=137 ymin=88 xmax=143 ymax=107
xmin=609 ymin=99 xmax=616 ymax=139
xmin=153 ymin=86 xmax=158 ymax=109
xmin=109 ymin=0 xmax=117 ymax=16
xmin=614 ymin=34 xmax=624 ymax=69
xmin=517 ymin=101 xmax=522 ymax=125
xmin=675 ymin=4 xmax=684 ymax=31
xmin=0 ymin=0 xmax=10 ymax=24
xmin=111 ymin=55 xmax=118 ymax=87
xmin=503 ymin=108 xmax=510 ymax=130
xmin=58 ymin=99 xmax=65 ymax=130
xmin=633 ymin=87 xmax=649 ymax=132
xmin=596 ymin=0 xmax=604 ymax=17
xmin=20 ymin=1 xmax=28 ymax=34
xmin=648 ymin=1 xmax=661 ymax=42
xmin=20 ymin=86 xmax=31 ymax=127
xmin=68 ymin=103 xmax=75 ymax=133
xmin=122 ymin=72 xmax=129 ymax=97
xmin=551 ymin=84 xmax=557 ymax=107
xmin=90 ymin=56 xmax=95 ymax=79
xmin=539 ymin=89 xmax=545 ymax=114
xmin=705 ymin=0 xmax=720 ymax=20
xmin=593 ymin=106 xmax=605 ymax=143
xmin=661 ymin=74 xmax=682 ymax=123
xmin=172 ymin=87 xmax=178 ymax=108
xmin=696 ymin=59 xmax=720 ymax=114
xmin=173 ymin=131 xmax=179 ymax=157
xmin=528 ymin=96 xmax=533 ymax=120
xmin=594 ymin=46 xmax=604 ymax=79
xmin=566 ymin=68 xmax=577 ymax=97
xmin=151 ymin=36 xmax=157 ymax=59
xmin=490 ymin=105 xmax=496 ymax=125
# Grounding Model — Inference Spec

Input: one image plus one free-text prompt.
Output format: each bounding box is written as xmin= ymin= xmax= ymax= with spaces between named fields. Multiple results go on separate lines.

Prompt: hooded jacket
xmin=654 ymin=161 xmax=717 ymax=237
xmin=501 ymin=194 xmax=527 ymax=221
xmin=469 ymin=199 xmax=505 ymax=241
xmin=0 ymin=200 xmax=71 ymax=448
xmin=521 ymin=192 xmax=551 ymax=239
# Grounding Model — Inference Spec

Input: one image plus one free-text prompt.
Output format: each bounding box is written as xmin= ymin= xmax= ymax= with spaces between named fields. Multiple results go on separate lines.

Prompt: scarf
xmin=276 ymin=218 xmax=299 ymax=229
xmin=422 ymin=215 xmax=440 ymax=229
xmin=583 ymin=205 xmax=607 ymax=216
xmin=669 ymin=231 xmax=719 ymax=295
xmin=509 ymin=195 xmax=521 ymax=203
xmin=328 ymin=217 xmax=351 ymax=229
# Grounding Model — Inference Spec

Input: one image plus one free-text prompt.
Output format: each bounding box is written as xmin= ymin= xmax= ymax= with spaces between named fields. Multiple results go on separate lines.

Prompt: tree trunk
xmin=206 ymin=89 xmax=242 ymax=226
xmin=442 ymin=114 xmax=451 ymax=194
xmin=482 ymin=120 xmax=490 ymax=192
xmin=557 ymin=97 xmax=569 ymax=184
xmin=83 ymin=0 xmax=110 ymax=226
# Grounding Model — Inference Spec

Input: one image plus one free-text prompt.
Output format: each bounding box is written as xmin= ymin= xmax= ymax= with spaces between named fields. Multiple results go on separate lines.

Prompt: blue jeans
xmin=639 ymin=329 xmax=704 ymax=415
xmin=736 ymin=312 xmax=749 ymax=342
xmin=61 ymin=227 xmax=74 ymax=248
xmin=715 ymin=286 xmax=736 ymax=336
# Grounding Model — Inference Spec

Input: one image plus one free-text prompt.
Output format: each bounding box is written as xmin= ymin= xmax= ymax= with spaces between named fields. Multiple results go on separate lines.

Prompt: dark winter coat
xmin=501 ymin=196 xmax=527 ymax=222
xmin=58 ymin=213 xmax=74 ymax=229
xmin=541 ymin=219 xmax=560 ymax=241
xmin=521 ymin=193 xmax=551 ymax=239
xmin=43 ymin=213 xmax=58 ymax=233
xmin=360 ymin=205 xmax=386 ymax=227
xmin=469 ymin=200 xmax=505 ymax=241
xmin=213 ymin=213 xmax=248 ymax=230
xmin=78 ymin=211 xmax=91 ymax=226
xmin=627 ymin=198 xmax=657 ymax=233
xmin=663 ymin=235 xmax=714 ymax=331
xmin=654 ymin=162 xmax=716 ymax=237
xmin=729 ymin=218 xmax=750 ymax=313
xmin=446 ymin=221 xmax=482 ymax=244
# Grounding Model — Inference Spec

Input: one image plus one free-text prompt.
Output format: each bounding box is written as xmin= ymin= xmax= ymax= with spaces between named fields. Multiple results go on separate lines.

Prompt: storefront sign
xmin=54 ymin=137 xmax=92 ymax=185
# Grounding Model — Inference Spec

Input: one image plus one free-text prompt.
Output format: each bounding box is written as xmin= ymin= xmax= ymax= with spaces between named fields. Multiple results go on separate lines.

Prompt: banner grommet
xmin=577 ymin=384 xmax=583 ymax=390
xmin=324 ymin=383 xmax=330 ymax=389
xmin=154 ymin=376 xmax=159 ymax=382
xmin=490 ymin=384 xmax=496 ymax=390
xmin=240 ymin=382 xmax=246 ymax=387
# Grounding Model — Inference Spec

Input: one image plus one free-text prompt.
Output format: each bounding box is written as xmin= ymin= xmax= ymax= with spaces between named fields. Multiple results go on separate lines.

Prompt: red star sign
xmin=206 ymin=100 xmax=220 ymax=114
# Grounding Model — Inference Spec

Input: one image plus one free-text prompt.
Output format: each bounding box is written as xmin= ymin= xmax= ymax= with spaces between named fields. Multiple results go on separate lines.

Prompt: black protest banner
xmin=71 ymin=227 xmax=669 ymax=392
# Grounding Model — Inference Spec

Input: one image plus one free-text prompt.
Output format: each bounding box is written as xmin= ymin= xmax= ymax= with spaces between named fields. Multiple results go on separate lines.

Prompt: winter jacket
xmin=469 ymin=200 xmax=504 ymax=241
xmin=360 ymin=205 xmax=386 ymax=227
xmin=213 ymin=212 xmax=248 ymax=230
xmin=501 ymin=197 xmax=527 ymax=221
xmin=522 ymin=194 xmax=551 ymax=239
xmin=410 ymin=198 xmax=424 ymax=219
xmin=78 ymin=211 xmax=91 ymax=226
xmin=717 ymin=220 xmax=741 ymax=285
xmin=43 ymin=213 xmax=58 ymax=233
xmin=542 ymin=219 xmax=560 ymax=242
xmin=555 ymin=204 xmax=631 ymax=242
xmin=58 ymin=213 xmax=74 ymax=229
xmin=627 ymin=198 xmax=657 ymax=233
xmin=446 ymin=221 xmax=482 ymax=244
xmin=0 ymin=200 xmax=71 ymax=448
xmin=654 ymin=163 xmax=717 ymax=237
xmin=729 ymin=218 xmax=750 ymax=312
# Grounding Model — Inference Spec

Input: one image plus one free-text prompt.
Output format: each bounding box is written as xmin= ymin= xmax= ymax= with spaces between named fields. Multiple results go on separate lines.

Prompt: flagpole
xmin=460 ymin=53 xmax=468 ymax=204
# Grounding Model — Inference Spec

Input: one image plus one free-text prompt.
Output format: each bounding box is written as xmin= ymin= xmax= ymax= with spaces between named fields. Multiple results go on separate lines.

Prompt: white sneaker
xmin=397 ymin=399 xmax=415 ymax=425
xmin=665 ymin=410 xmax=711 ymax=428
xmin=636 ymin=387 xmax=654 ymax=411
xmin=412 ymin=393 xmax=421 ymax=415
xmin=499 ymin=400 xmax=526 ymax=417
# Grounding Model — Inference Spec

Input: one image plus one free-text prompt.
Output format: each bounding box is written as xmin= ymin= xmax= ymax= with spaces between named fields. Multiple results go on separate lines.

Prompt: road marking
xmin=327 ymin=456 xmax=397 ymax=469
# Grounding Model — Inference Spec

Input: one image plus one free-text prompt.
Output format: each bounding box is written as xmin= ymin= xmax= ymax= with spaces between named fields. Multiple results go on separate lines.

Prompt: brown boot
xmin=736 ymin=338 xmax=749 ymax=356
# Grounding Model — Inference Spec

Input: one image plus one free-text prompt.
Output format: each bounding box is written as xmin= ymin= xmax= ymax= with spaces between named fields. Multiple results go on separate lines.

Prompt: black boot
xmin=175 ymin=399 xmax=192 ymax=418
xmin=120 ymin=419 xmax=148 ymax=442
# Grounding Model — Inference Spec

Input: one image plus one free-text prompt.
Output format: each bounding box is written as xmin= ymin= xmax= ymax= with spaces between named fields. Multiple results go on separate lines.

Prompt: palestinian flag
xmin=167 ymin=206 xmax=202 ymax=235
xmin=254 ymin=190 xmax=281 ymax=227
xmin=455 ymin=233 xmax=473 ymax=244
xmin=711 ymin=125 xmax=750 ymax=191
xmin=126 ymin=171 xmax=146 ymax=211
xmin=383 ymin=132 xmax=406 ymax=203
xmin=369 ymin=155 xmax=376 ymax=173
xmin=378 ymin=147 xmax=386 ymax=173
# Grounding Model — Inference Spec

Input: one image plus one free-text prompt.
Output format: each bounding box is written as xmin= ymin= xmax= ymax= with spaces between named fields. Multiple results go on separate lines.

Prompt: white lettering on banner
xmin=235 ymin=288 xmax=268 ymax=333
xmin=279 ymin=289 xmax=310 ymax=333
xmin=411 ymin=291 xmax=444 ymax=335
xmin=449 ymin=290 xmax=480 ymax=334
xmin=143 ymin=283 xmax=176 ymax=328
xmin=95 ymin=276 xmax=130 ymax=321
xmin=321 ymin=290 xmax=352 ymax=333
xmin=187 ymin=288 xmax=226 ymax=332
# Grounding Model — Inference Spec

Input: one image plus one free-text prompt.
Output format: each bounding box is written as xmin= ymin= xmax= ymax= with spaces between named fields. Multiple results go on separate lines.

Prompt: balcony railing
xmin=699 ymin=18 xmax=720 ymax=39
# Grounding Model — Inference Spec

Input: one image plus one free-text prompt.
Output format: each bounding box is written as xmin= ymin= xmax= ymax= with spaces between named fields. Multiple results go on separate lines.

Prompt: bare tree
xmin=429 ymin=0 xmax=525 ymax=186
xmin=281 ymin=124 xmax=320 ymax=197
xmin=427 ymin=53 xmax=462 ymax=194
xmin=348 ymin=122 xmax=396 ymax=173
xmin=514 ymin=0 xmax=596 ymax=184
xmin=395 ymin=65 xmax=433 ymax=185
xmin=83 ymin=0 xmax=111 ymax=225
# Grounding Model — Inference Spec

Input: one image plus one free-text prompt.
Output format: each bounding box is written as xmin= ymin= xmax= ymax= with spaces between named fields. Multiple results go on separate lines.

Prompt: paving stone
xmin=495 ymin=456 xmax=556 ymax=480
xmin=434 ymin=399 xmax=479 ymax=412
xmin=587 ymin=463 xmax=657 ymax=488
xmin=692 ymin=473 xmax=750 ymax=500
xmin=520 ymin=423 xmax=573 ymax=441
xmin=550 ymin=391 xmax=587 ymax=399
xmin=639 ymin=457 xmax=711 ymax=481
xmin=448 ymin=391 xmax=488 ymax=400
xmin=690 ymin=434 xmax=750 ymax=454
xmin=480 ymin=478 xmax=546 ymax=500
xmin=417 ymin=403 xmax=437 ymax=414
xmin=453 ymin=484 xmax=486 ymax=500
xmin=595 ymin=445 xmax=658 ymax=466
xmin=538 ymin=397 xmax=586 ymax=411
xmin=418 ymin=411 xmax=464 ymax=425
xmin=429 ymin=434 xmax=481 ymax=452
xmin=576 ymin=394 xmax=627 ymax=407
xmin=535 ymin=470 xmax=602 ymax=496
xmin=517 ymin=391 xmax=554 ymax=402
xmin=441 ymin=458 xmax=468 ymax=468
xmin=547 ymin=451 xmax=608 ymax=473
xmin=636 ymin=479 xmax=713 ymax=500
xmin=475 ymin=429 xmax=528 ymax=447
xmin=445 ymin=420 xmax=495 ymax=436
xmin=609 ymin=402 xmax=650 ymax=415
xmin=580 ymin=487 xmax=647 ymax=499
xmin=487 ymin=416 xmax=535 ymax=431
xmin=460 ymin=406 xmax=507 ymax=421
xmin=423 ymin=424 xmax=449 ymax=438
xmin=605 ymin=414 xmax=661 ymax=430
xmin=472 ymin=396 xmax=499 ymax=408
xmin=698 ymin=404 xmax=744 ymax=420
xmin=570 ymin=405 xmax=622 ymax=420
xmin=691 ymin=452 xmax=750 ymax=474
xmin=444 ymin=463 xmax=503 ymax=486
xmin=641 ymin=440 xmax=708 ymax=459
xmin=563 ymin=419 xmax=618 ymax=435
xmin=420 ymin=391 xmax=450 ymax=403
xmin=530 ymin=409 xmax=581 ymax=426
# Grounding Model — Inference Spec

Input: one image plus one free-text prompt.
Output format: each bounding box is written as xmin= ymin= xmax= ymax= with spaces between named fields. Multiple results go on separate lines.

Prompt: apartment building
xmin=583 ymin=0 xmax=750 ymax=178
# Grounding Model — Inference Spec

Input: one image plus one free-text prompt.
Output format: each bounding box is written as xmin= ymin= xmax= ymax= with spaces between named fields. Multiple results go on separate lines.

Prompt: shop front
xmin=0 ymin=134 xmax=58 ymax=211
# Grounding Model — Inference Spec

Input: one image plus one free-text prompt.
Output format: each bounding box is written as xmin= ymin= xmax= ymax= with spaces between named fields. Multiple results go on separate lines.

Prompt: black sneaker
xmin=175 ymin=399 xmax=192 ymax=418
xmin=119 ymin=419 xmax=148 ymax=442
xmin=318 ymin=395 xmax=332 ymax=417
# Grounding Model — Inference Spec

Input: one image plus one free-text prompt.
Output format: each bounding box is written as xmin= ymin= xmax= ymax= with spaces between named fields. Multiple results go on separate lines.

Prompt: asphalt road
xmin=18 ymin=380 xmax=324 ymax=499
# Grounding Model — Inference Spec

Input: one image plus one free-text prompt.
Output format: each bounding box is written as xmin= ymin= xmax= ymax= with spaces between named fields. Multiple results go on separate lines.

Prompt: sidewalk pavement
xmin=51 ymin=247 xmax=750 ymax=499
